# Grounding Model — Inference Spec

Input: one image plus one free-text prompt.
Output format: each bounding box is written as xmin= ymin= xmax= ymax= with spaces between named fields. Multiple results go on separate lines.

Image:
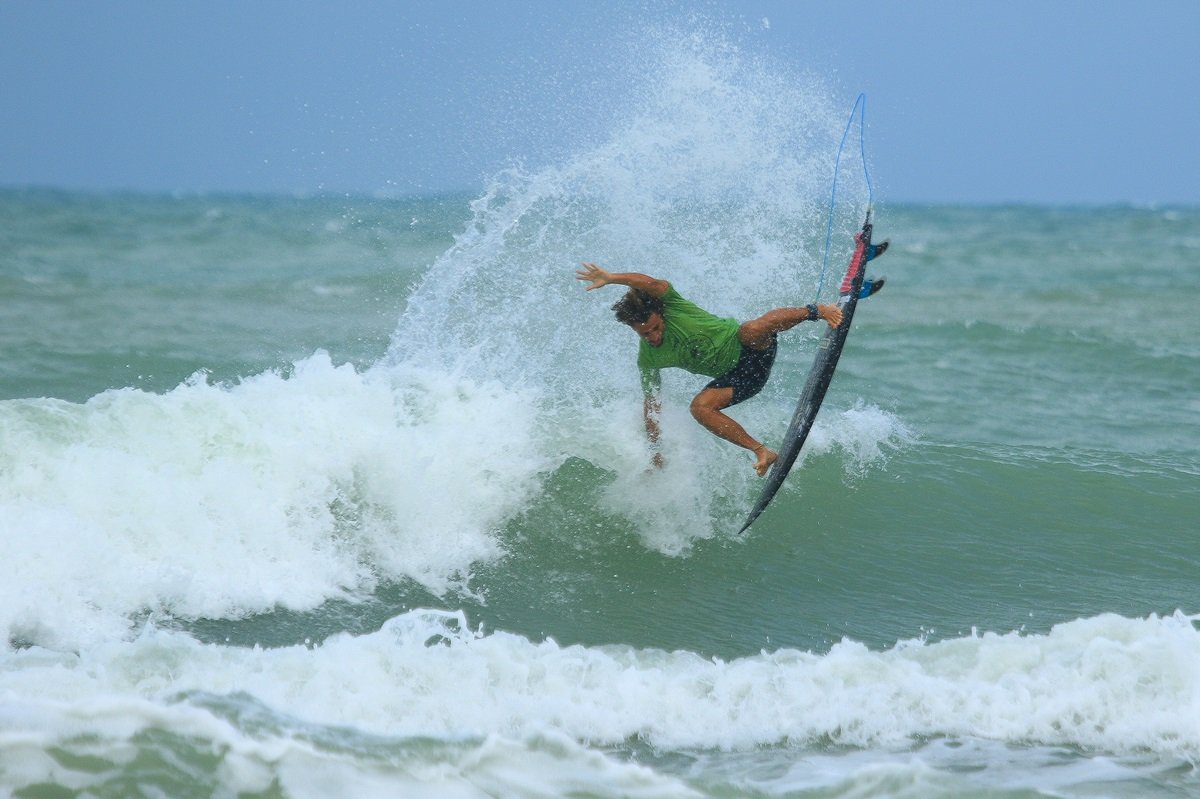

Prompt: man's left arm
xmin=640 ymin=366 xmax=664 ymax=468
xmin=644 ymin=391 xmax=663 ymax=469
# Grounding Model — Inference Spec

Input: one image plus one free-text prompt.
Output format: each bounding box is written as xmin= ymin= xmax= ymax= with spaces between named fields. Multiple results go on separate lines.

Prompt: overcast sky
xmin=2 ymin=1 xmax=1196 ymax=204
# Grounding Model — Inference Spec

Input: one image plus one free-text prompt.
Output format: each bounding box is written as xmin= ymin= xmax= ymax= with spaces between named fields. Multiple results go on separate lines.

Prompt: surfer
xmin=576 ymin=261 xmax=884 ymax=475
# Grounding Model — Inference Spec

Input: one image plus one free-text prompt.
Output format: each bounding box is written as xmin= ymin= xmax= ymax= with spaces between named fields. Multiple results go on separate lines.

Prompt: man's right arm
xmin=576 ymin=263 xmax=670 ymax=297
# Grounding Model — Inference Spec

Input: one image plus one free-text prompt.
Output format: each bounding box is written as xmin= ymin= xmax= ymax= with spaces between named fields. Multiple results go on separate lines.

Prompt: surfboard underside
xmin=737 ymin=213 xmax=873 ymax=535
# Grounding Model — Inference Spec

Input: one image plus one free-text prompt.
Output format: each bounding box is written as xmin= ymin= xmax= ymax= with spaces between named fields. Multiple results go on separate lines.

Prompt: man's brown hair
xmin=611 ymin=289 xmax=664 ymax=325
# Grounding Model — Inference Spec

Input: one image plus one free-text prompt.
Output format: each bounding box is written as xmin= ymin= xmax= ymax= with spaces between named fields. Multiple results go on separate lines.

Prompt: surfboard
xmin=737 ymin=212 xmax=875 ymax=535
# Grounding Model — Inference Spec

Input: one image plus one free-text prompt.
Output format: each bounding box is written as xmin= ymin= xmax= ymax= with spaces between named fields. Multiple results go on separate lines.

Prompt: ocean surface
xmin=3 ymin=37 xmax=1200 ymax=799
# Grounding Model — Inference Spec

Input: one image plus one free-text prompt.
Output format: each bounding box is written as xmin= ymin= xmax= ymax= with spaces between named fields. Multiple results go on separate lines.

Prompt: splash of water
xmin=387 ymin=26 xmax=873 ymax=546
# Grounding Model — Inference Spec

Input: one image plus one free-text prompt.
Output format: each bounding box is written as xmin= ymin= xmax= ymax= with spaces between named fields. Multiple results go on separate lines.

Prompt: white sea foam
xmin=805 ymin=401 xmax=916 ymax=474
xmin=0 ymin=700 xmax=696 ymax=799
xmin=0 ymin=355 xmax=549 ymax=650
xmin=2 ymin=609 xmax=1198 ymax=784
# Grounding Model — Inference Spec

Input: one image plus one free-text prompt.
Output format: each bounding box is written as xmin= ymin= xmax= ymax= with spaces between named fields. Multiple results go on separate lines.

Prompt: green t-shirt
xmin=637 ymin=285 xmax=742 ymax=394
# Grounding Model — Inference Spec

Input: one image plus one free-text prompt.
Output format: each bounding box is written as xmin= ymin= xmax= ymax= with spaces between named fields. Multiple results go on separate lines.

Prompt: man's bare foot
xmin=753 ymin=445 xmax=778 ymax=476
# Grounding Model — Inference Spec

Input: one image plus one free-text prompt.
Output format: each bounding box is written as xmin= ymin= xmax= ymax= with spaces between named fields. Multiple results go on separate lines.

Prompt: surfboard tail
xmin=837 ymin=212 xmax=872 ymax=301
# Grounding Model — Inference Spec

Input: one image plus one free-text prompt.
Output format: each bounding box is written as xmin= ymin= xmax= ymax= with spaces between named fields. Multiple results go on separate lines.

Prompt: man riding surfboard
xmin=575 ymin=252 xmax=885 ymax=474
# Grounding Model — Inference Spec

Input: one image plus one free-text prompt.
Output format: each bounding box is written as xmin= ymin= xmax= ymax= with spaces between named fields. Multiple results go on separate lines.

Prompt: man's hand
xmin=818 ymin=304 xmax=843 ymax=329
xmin=576 ymin=262 xmax=613 ymax=291
xmin=575 ymin=263 xmax=671 ymax=297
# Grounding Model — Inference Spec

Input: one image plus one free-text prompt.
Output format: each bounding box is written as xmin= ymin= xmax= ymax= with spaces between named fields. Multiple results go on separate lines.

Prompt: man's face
xmin=630 ymin=313 xmax=665 ymax=347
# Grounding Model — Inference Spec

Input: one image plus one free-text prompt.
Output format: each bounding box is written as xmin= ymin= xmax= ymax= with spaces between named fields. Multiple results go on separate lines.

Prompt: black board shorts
xmin=705 ymin=334 xmax=778 ymax=406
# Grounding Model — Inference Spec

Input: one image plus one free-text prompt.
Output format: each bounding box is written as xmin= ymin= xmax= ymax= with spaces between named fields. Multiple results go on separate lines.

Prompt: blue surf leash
xmin=815 ymin=93 xmax=874 ymax=301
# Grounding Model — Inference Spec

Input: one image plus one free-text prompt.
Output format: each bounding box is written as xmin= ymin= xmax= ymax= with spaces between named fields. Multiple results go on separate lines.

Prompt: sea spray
xmin=386 ymin=27 xmax=875 ymax=549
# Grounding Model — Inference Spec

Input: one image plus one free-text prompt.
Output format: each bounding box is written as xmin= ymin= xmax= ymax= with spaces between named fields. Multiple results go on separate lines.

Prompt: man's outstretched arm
xmin=576 ymin=262 xmax=670 ymax=297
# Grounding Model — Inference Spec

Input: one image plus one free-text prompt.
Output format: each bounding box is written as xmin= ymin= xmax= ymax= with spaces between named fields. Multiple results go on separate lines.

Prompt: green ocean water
xmin=3 ymin=39 xmax=1200 ymax=799
xmin=3 ymin=186 xmax=1198 ymax=798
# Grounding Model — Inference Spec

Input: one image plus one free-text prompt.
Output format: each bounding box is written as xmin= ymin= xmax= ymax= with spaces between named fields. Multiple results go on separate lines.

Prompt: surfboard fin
xmin=859 ymin=275 xmax=885 ymax=299
xmin=866 ymin=240 xmax=888 ymax=261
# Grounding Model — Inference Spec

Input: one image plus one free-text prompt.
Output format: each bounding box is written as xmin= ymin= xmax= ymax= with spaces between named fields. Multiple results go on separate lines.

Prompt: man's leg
xmin=690 ymin=387 xmax=778 ymax=476
xmin=738 ymin=305 xmax=841 ymax=348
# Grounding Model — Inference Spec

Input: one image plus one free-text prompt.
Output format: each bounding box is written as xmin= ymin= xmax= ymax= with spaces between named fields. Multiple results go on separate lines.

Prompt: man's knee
xmin=691 ymin=389 xmax=730 ymax=420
